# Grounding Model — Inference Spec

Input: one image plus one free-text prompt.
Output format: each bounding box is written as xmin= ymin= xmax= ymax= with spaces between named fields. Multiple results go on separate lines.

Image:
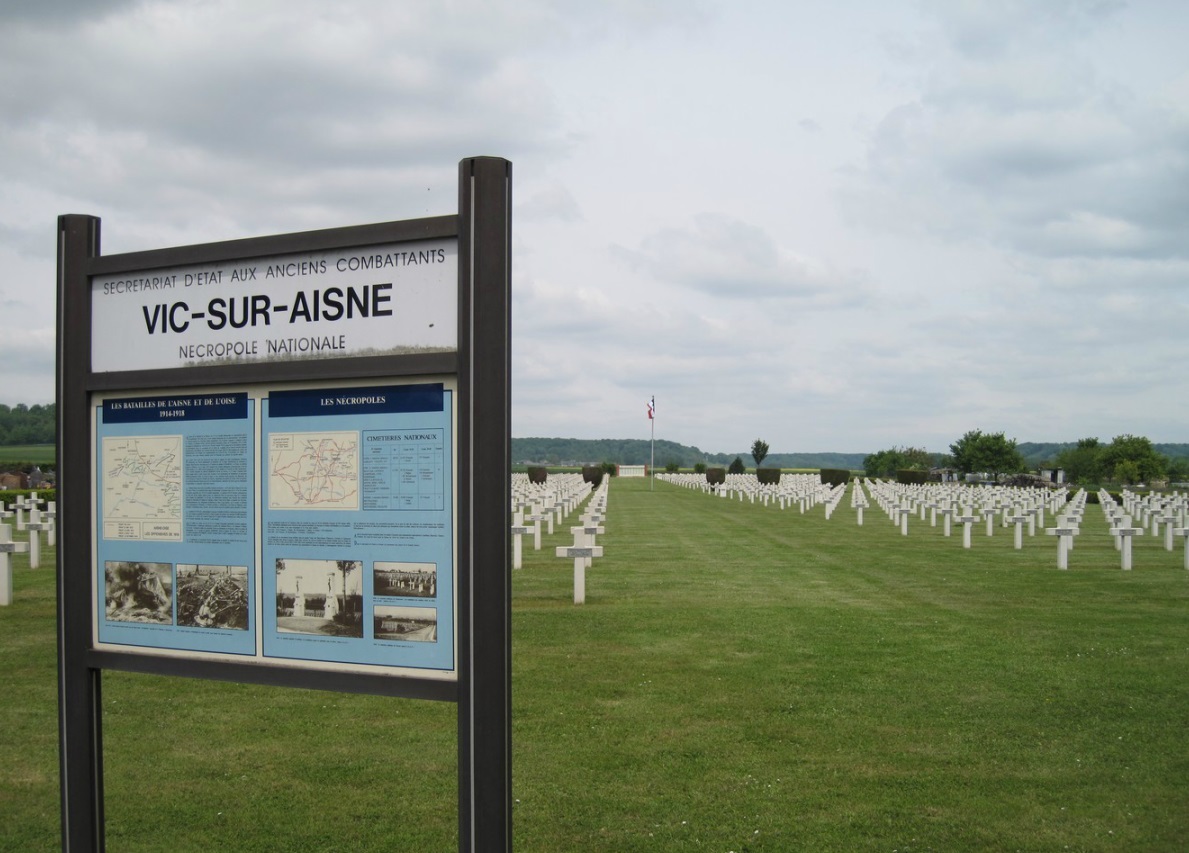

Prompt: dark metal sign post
xmin=56 ymin=157 xmax=511 ymax=852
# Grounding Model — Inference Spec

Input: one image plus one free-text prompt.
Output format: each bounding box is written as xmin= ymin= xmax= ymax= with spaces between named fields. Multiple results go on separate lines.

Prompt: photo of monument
xmin=275 ymin=558 xmax=363 ymax=638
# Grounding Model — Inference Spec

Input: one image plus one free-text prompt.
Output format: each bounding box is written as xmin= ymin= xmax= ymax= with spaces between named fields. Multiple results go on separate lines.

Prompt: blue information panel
xmin=93 ymin=381 xmax=456 ymax=676
xmin=95 ymin=393 xmax=257 ymax=656
xmin=261 ymin=383 xmax=454 ymax=672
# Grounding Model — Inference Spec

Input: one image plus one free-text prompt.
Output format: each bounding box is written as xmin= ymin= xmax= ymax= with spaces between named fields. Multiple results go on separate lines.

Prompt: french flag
xmin=647 ymin=397 xmax=655 ymax=420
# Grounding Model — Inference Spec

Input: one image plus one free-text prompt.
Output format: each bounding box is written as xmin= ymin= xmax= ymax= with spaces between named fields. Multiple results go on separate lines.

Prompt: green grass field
xmin=3 ymin=478 xmax=1187 ymax=851
xmin=0 ymin=444 xmax=55 ymax=467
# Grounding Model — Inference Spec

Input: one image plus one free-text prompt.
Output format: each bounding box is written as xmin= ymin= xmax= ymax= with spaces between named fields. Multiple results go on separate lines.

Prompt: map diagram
xmin=269 ymin=431 xmax=360 ymax=510
xmin=102 ymin=436 xmax=184 ymax=526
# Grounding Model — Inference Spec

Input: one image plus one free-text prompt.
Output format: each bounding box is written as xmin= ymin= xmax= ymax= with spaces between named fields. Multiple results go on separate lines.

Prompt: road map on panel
xmin=268 ymin=430 xmax=360 ymax=510
xmin=102 ymin=436 xmax=184 ymax=536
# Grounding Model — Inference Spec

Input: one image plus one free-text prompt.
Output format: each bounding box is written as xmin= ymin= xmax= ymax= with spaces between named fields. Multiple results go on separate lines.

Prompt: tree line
xmin=0 ymin=403 xmax=55 ymax=446
xmin=864 ymin=430 xmax=1188 ymax=485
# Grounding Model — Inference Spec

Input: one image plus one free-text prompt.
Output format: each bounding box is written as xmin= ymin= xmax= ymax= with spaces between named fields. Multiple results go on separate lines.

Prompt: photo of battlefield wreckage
xmin=104 ymin=561 xmax=173 ymax=624
xmin=176 ymin=564 xmax=249 ymax=630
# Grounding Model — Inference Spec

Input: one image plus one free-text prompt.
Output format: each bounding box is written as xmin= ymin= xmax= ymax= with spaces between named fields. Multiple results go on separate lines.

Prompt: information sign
xmin=58 ymin=156 xmax=511 ymax=853
xmin=91 ymin=238 xmax=457 ymax=373
xmin=95 ymin=392 xmax=256 ymax=656
xmin=259 ymin=382 xmax=454 ymax=674
xmin=92 ymin=381 xmax=456 ymax=676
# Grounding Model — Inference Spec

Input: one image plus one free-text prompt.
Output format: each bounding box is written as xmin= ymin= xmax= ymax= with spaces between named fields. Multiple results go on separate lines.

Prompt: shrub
xmin=0 ymin=489 xmax=57 ymax=506
xmin=600 ymin=461 xmax=617 ymax=477
xmin=526 ymin=466 xmax=548 ymax=485
xmin=664 ymin=460 xmax=680 ymax=473
xmin=581 ymin=465 xmax=603 ymax=487
xmin=897 ymin=469 xmax=928 ymax=485
xmin=693 ymin=462 xmax=707 ymax=474
xmin=705 ymin=468 xmax=726 ymax=486
xmin=756 ymin=467 xmax=781 ymax=485
xmin=728 ymin=456 xmax=746 ymax=475
xmin=819 ymin=468 xmax=850 ymax=487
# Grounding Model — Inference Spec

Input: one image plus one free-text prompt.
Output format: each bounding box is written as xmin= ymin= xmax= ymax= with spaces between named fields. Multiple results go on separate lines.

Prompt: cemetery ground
xmin=1 ymin=478 xmax=1186 ymax=851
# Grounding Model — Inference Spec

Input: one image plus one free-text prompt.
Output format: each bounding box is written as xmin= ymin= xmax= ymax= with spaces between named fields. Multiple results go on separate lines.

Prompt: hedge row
xmin=0 ymin=489 xmax=56 ymax=506
xmin=819 ymin=468 xmax=850 ymax=487
xmin=897 ymin=470 xmax=929 ymax=485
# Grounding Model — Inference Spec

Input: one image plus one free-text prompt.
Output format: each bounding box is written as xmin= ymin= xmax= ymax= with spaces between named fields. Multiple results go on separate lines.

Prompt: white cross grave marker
xmin=42 ymin=501 xmax=57 ymax=548
xmin=955 ymin=508 xmax=979 ymax=549
xmin=897 ymin=505 xmax=911 ymax=536
xmin=1004 ymin=513 xmax=1028 ymax=550
xmin=938 ymin=505 xmax=955 ymax=538
xmin=23 ymin=508 xmax=50 ymax=570
xmin=1108 ymin=521 xmax=1144 ymax=571
xmin=571 ymin=524 xmax=605 ymax=569
xmin=526 ymin=506 xmax=548 ymax=551
xmin=556 ymin=544 xmax=603 ymax=604
xmin=510 ymin=511 xmax=530 ymax=570
xmin=1172 ymin=526 xmax=1189 ymax=570
xmin=0 ymin=523 xmax=29 ymax=607
xmin=1045 ymin=525 xmax=1079 ymax=570
xmin=1158 ymin=511 xmax=1178 ymax=551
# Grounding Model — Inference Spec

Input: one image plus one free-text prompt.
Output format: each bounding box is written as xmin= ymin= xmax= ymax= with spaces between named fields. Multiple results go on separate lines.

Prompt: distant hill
xmin=512 ymin=437 xmax=866 ymax=470
xmin=515 ymin=438 xmax=1189 ymax=471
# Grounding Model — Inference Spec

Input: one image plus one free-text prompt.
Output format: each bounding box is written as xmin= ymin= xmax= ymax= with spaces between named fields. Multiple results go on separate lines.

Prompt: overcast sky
xmin=2 ymin=0 xmax=1186 ymax=454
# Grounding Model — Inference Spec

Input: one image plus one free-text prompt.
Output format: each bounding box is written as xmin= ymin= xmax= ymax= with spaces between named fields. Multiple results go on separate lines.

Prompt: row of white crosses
xmin=863 ymin=480 xmax=1187 ymax=572
xmin=1100 ymin=492 xmax=1144 ymax=571
xmin=851 ymin=483 xmax=869 ymax=526
xmin=510 ymin=473 xmax=595 ymax=569
xmin=1 ymin=493 xmax=56 ymax=607
xmin=663 ymin=475 xmax=1061 ymax=543
xmin=1116 ymin=489 xmax=1189 ymax=557
xmin=861 ymin=480 xmax=1069 ymax=552
xmin=1097 ymin=489 xmax=1189 ymax=571
xmin=660 ymin=473 xmax=1189 ymax=572
xmin=1044 ymin=490 xmax=1087 ymax=570
xmin=656 ymin=472 xmax=838 ymax=514
xmin=556 ymin=479 xmax=610 ymax=604
xmin=1117 ymin=489 xmax=1189 ymax=537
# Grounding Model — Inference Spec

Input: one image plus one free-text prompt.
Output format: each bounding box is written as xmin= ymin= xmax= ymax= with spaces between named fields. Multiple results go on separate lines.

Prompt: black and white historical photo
xmin=373 ymin=604 xmax=437 ymax=642
xmin=176 ymin=564 xmax=249 ymax=630
xmin=104 ymin=561 xmax=173 ymax=624
xmin=373 ymin=561 xmax=437 ymax=599
xmin=275 ymin=558 xmax=363 ymax=638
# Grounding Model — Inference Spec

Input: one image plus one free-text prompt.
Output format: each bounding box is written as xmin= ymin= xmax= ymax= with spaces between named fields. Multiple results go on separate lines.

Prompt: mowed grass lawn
xmin=3 ymin=477 xmax=1188 ymax=851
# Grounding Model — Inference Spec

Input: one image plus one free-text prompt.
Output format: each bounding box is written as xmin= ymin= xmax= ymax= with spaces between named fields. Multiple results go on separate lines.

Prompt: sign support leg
xmin=456 ymin=157 xmax=513 ymax=853
xmin=58 ymin=214 xmax=106 ymax=852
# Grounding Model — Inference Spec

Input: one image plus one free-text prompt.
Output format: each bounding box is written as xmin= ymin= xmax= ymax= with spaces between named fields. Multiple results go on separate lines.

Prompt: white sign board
xmin=91 ymin=239 xmax=457 ymax=372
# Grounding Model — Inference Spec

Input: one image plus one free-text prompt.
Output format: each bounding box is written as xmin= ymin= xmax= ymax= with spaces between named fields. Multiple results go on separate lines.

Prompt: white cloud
xmin=1 ymin=0 xmax=1187 ymax=452
xmin=611 ymin=213 xmax=870 ymax=304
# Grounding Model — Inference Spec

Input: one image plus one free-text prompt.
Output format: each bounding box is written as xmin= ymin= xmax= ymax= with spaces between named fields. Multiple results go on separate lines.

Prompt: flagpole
xmin=650 ymin=395 xmax=655 ymax=491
